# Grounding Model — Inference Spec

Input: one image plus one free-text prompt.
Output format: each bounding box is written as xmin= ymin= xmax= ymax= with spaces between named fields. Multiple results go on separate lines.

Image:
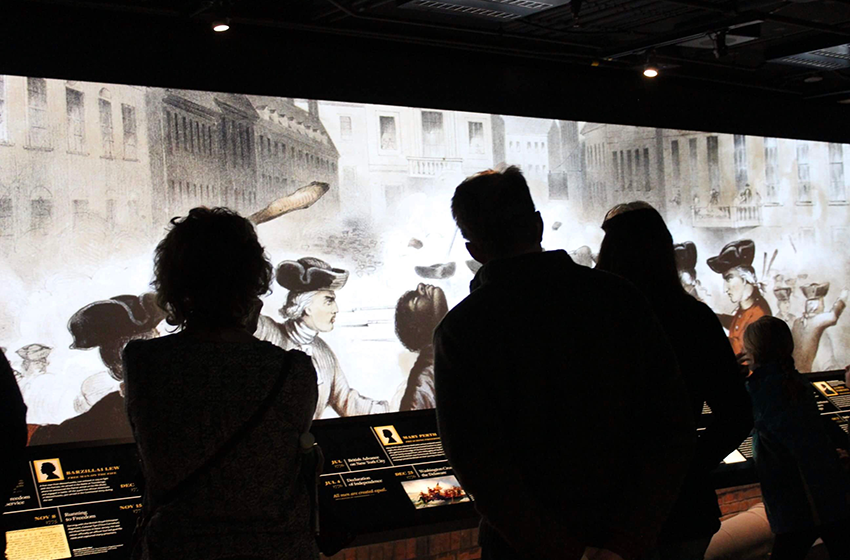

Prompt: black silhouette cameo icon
xmin=41 ymin=462 xmax=60 ymax=480
xmin=382 ymin=429 xmax=398 ymax=444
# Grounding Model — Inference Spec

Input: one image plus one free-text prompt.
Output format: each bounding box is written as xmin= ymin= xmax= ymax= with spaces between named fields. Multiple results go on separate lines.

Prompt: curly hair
xmin=153 ymin=207 xmax=273 ymax=329
xmin=395 ymin=291 xmax=435 ymax=352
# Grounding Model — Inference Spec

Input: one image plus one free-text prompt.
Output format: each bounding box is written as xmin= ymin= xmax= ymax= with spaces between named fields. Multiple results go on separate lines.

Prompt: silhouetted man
xmin=434 ymin=167 xmax=694 ymax=560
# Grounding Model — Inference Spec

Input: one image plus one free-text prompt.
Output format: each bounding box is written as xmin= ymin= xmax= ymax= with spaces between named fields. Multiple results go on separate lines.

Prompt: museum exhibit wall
xmin=1 ymin=75 xmax=848 ymax=446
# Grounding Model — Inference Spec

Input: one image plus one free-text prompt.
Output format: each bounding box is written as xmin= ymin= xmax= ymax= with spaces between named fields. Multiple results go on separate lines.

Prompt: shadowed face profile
xmin=382 ymin=429 xmax=397 ymax=444
xmin=40 ymin=462 xmax=59 ymax=479
xmin=395 ymin=284 xmax=449 ymax=352
xmin=302 ymin=290 xmax=338 ymax=333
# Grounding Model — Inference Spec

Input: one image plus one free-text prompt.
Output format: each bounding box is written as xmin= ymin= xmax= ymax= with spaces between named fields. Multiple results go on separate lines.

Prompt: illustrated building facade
xmin=145 ymin=91 xmax=339 ymax=225
xmin=317 ymin=101 xmax=494 ymax=222
xmin=0 ymin=75 xmax=151 ymax=248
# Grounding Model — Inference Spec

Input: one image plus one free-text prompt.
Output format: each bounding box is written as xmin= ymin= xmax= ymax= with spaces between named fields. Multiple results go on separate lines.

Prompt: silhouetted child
xmin=743 ymin=316 xmax=850 ymax=560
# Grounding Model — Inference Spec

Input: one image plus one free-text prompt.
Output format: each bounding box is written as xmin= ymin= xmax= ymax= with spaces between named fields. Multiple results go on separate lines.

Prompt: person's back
xmin=124 ymin=336 xmax=317 ymax=559
xmin=595 ymin=204 xmax=753 ymax=558
xmin=435 ymin=168 xmax=695 ymax=560
xmin=743 ymin=316 xmax=850 ymax=560
xmin=123 ymin=207 xmax=319 ymax=560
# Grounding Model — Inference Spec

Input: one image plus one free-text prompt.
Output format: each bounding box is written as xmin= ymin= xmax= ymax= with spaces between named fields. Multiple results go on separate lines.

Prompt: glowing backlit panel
xmin=1 ymin=76 xmax=848 ymax=445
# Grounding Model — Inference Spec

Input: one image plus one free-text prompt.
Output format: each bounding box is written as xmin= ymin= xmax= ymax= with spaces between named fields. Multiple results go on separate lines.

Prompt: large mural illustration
xmin=0 ymin=75 xmax=848 ymax=445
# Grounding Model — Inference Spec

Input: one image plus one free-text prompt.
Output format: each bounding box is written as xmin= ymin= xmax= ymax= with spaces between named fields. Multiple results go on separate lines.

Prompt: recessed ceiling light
xmin=212 ymin=20 xmax=230 ymax=32
xmin=643 ymin=65 xmax=659 ymax=78
xmin=804 ymin=76 xmax=823 ymax=83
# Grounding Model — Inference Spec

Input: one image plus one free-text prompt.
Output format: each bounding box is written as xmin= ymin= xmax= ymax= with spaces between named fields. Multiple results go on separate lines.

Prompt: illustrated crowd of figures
xmin=4 ymin=180 xmax=848 ymax=447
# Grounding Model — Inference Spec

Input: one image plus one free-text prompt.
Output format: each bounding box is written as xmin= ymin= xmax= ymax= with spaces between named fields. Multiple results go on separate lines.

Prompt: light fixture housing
xmin=212 ymin=19 xmax=230 ymax=32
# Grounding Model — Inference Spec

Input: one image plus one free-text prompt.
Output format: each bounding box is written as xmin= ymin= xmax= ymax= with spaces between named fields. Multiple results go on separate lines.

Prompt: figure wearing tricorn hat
xmin=707 ymin=239 xmax=772 ymax=356
xmin=255 ymin=257 xmax=389 ymax=418
xmin=791 ymin=283 xmax=848 ymax=373
xmin=773 ymin=285 xmax=796 ymax=325
xmin=674 ymin=241 xmax=710 ymax=302
xmin=29 ymin=293 xmax=165 ymax=446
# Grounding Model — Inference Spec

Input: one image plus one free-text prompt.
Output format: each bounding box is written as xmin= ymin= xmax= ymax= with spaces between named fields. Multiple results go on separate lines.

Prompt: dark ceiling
xmin=2 ymin=0 xmax=850 ymax=140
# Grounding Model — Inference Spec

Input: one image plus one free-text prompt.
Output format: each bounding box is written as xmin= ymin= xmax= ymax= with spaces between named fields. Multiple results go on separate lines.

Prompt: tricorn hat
xmin=674 ymin=241 xmax=698 ymax=272
xmin=773 ymin=286 xmax=792 ymax=301
xmin=415 ymin=262 xmax=456 ymax=280
xmin=16 ymin=343 xmax=52 ymax=362
xmin=800 ymin=282 xmax=829 ymax=300
xmin=276 ymin=257 xmax=348 ymax=293
xmin=707 ymin=240 xmax=755 ymax=274
xmin=68 ymin=294 xmax=165 ymax=350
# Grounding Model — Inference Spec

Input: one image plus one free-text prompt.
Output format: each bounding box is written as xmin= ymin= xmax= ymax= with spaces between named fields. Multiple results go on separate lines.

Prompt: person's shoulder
xmin=436 ymin=289 xmax=489 ymax=336
xmin=123 ymin=335 xmax=165 ymax=359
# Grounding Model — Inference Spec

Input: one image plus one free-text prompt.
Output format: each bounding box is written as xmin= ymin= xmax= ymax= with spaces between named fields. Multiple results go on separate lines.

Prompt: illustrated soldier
xmin=707 ymin=240 xmax=772 ymax=356
xmin=13 ymin=343 xmax=72 ymax=426
xmin=773 ymin=286 xmax=796 ymax=325
xmin=255 ymin=257 xmax=389 ymax=418
xmin=792 ymin=283 xmax=847 ymax=373
xmin=29 ymin=293 xmax=165 ymax=446
xmin=395 ymin=283 xmax=449 ymax=411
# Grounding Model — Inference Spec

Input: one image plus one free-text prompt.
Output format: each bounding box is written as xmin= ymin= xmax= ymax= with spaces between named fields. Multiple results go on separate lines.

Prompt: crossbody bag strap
xmin=141 ymin=350 xmax=292 ymax=520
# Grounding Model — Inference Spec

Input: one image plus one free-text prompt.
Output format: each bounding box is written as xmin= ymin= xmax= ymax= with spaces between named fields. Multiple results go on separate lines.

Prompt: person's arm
xmin=595 ymin=310 xmax=696 ymax=559
xmin=323 ymin=342 xmax=388 ymax=417
xmin=810 ymin=290 xmax=847 ymax=334
xmin=694 ymin=307 xmax=754 ymax=471
xmin=434 ymin=323 xmax=587 ymax=560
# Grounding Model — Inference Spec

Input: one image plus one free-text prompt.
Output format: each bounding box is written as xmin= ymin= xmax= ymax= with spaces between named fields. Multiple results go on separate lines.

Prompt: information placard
xmin=3 ymin=443 xmax=141 ymax=560
xmin=311 ymin=410 xmax=477 ymax=536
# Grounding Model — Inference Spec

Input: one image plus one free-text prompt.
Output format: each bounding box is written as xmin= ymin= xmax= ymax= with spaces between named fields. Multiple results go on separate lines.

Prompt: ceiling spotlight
xmin=212 ymin=19 xmax=230 ymax=32
xmin=643 ymin=51 xmax=659 ymax=78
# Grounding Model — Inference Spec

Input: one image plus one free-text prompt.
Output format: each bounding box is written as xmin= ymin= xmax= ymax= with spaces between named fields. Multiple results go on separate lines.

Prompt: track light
xmin=713 ymin=30 xmax=728 ymax=58
xmin=643 ymin=51 xmax=659 ymax=78
xmin=212 ymin=19 xmax=230 ymax=32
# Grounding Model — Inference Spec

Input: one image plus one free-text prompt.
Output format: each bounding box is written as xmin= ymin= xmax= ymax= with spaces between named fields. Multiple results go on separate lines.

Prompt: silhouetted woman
xmin=123 ymin=208 xmax=319 ymax=560
xmin=596 ymin=202 xmax=753 ymax=560
xmin=743 ymin=316 xmax=850 ymax=560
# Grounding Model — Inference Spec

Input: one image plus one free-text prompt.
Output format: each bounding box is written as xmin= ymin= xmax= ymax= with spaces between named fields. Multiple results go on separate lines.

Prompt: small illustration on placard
xmin=373 ymin=425 xmax=403 ymax=446
xmin=814 ymin=381 xmax=839 ymax=397
xmin=33 ymin=459 xmax=65 ymax=483
xmin=401 ymin=475 xmax=471 ymax=509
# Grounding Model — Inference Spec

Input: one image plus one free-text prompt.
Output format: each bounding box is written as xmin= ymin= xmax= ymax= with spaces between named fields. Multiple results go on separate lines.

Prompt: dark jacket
xmin=1 ymin=355 xmax=28 ymax=555
xmin=654 ymin=294 xmax=753 ymax=542
xmin=434 ymin=250 xmax=695 ymax=560
xmin=123 ymin=335 xmax=319 ymax=560
xmin=747 ymin=363 xmax=850 ymax=534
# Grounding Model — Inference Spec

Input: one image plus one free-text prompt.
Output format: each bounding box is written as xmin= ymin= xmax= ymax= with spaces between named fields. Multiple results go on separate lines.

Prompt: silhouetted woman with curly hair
xmin=123 ymin=207 xmax=319 ymax=560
